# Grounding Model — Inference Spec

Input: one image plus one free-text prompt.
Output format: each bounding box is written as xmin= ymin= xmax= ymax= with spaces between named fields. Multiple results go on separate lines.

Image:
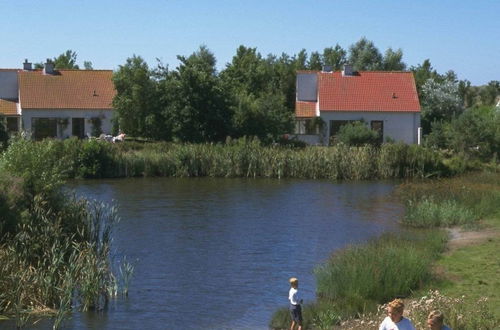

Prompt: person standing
xmin=379 ymin=298 xmax=415 ymax=330
xmin=288 ymin=277 xmax=303 ymax=330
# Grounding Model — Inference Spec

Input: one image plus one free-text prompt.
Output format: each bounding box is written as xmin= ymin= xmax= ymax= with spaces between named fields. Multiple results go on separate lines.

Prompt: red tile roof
xmin=295 ymin=71 xmax=420 ymax=116
xmin=0 ymin=99 xmax=18 ymax=116
xmin=296 ymin=101 xmax=316 ymax=118
xmin=318 ymin=71 xmax=420 ymax=112
xmin=18 ymin=70 xmax=115 ymax=109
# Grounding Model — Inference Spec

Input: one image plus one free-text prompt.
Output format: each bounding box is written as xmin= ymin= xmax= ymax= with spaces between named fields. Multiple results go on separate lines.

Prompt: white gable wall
xmin=320 ymin=111 xmax=420 ymax=144
xmin=21 ymin=109 xmax=114 ymax=138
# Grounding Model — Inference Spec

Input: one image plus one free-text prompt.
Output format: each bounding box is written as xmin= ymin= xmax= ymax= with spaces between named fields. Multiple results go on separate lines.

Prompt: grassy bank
xmin=270 ymin=171 xmax=500 ymax=329
xmin=0 ymin=144 xmax=132 ymax=328
xmin=1 ymin=137 xmax=454 ymax=181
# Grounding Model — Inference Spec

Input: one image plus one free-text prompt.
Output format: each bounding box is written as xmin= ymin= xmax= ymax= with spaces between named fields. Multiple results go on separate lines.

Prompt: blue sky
xmin=1 ymin=0 xmax=498 ymax=85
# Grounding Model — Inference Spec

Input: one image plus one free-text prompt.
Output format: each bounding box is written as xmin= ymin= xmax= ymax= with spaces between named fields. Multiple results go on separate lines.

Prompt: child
xmin=427 ymin=310 xmax=452 ymax=330
xmin=288 ymin=277 xmax=303 ymax=330
xmin=379 ymin=298 xmax=415 ymax=330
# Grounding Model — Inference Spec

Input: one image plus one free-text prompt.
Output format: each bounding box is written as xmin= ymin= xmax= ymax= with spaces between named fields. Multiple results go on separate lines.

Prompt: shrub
xmin=333 ymin=122 xmax=380 ymax=146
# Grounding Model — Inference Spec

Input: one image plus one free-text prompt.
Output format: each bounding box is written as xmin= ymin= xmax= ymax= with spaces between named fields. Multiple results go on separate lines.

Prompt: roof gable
xmin=18 ymin=70 xmax=116 ymax=110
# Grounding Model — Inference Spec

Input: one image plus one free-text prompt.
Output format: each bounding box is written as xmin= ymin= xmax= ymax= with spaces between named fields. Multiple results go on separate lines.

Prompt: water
xmin=32 ymin=177 xmax=403 ymax=329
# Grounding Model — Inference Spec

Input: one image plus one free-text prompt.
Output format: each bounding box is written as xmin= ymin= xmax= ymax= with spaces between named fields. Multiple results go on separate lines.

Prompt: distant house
xmin=294 ymin=65 xmax=421 ymax=145
xmin=0 ymin=59 xmax=115 ymax=139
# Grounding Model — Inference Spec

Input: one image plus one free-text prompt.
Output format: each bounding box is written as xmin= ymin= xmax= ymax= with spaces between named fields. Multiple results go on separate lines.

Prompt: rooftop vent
xmin=43 ymin=59 xmax=55 ymax=75
xmin=342 ymin=64 xmax=353 ymax=76
xmin=23 ymin=59 xmax=32 ymax=71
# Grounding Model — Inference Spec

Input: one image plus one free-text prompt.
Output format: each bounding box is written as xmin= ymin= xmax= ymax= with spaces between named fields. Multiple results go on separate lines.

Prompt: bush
xmin=333 ymin=122 xmax=380 ymax=146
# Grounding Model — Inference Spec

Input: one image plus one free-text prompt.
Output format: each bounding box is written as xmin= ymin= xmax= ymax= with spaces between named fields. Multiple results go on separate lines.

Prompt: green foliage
xmin=162 ymin=46 xmax=232 ymax=142
xmin=333 ymin=121 xmax=380 ymax=146
xmin=398 ymin=172 xmax=500 ymax=228
xmin=314 ymin=231 xmax=446 ymax=311
xmin=403 ymin=198 xmax=476 ymax=227
xmin=421 ymin=78 xmax=464 ymax=134
xmin=53 ymin=50 xmax=80 ymax=69
xmin=0 ymin=139 xmax=130 ymax=326
xmin=112 ymin=55 xmax=163 ymax=139
xmin=425 ymin=106 xmax=500 ymax=161
xmin=0 ymin=116 xmax=8 ymax=150
xmin=348 ymin=37 xmax=383 ymax=71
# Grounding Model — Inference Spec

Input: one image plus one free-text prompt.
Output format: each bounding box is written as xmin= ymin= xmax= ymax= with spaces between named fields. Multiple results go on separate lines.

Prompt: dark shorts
xmin=289 ymin=304 xmax=302 ymax=323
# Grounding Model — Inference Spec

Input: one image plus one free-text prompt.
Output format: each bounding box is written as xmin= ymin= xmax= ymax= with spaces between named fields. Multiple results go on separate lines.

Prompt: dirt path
xmin=446 ymin=226 xmax=499 ymax=254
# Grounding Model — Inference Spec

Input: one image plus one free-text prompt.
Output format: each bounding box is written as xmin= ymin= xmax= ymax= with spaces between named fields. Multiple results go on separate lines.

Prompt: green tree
xmin=308 ymin=51 xmax=323 ymax=70
xmin=479 ymin=80 xmax=500 ymax=106
xmin=420 ymin=78 xmax=464 ymax=134
xmin=348 ymin=37 xmax=383 ymax=71
xmin=410 ymin=59 xmax=442 ymax=96
xmin=322 ymin=44 xmax=347 ymax=70
xmin=112 ymin=55 xmax=162 ymax=138
xmin=426 ymin=106 xmax=500 ymax=161
xmin=53 ymin=50 xmax=80 ymax=69
xmin=382 ymin=48 xmax=406 ymax=70
xmin=162 ymin=46 xmax=232 ymax=142
xmin=83 ymin=61 xmax=93 ymax=70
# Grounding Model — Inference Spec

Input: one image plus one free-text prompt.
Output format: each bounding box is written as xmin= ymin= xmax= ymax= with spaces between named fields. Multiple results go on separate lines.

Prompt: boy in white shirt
xmin=288 ymin=277 xmax=303 ymax=330
xmin=379 ymin=298 xmax=415 ymax=330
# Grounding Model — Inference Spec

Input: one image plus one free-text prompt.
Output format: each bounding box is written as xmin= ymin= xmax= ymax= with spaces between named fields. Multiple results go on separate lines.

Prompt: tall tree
xmin=410 ymin=59 xmax=442 ymax=96
xmin=53 ymin=50 xmax=80 ymax=69
xmin=382 ymin=48 xmax=406 ymax=71
xmin=308 ymin=51 xmax=323 ymax=70
xmin=322 ymin=44 xmax=347 ymax=70
xmin=348 ymin=37 xmax=383 ymax=71
xmin=163 ymin=46 xmax=231 ymax=142
xmin=112 ymin=55 xmax=162 ymax=138
xmin=420 ymin=78 xmax=464 ymax=133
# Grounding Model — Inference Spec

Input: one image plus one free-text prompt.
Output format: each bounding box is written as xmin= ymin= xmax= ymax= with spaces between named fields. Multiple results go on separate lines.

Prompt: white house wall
xmin=320 ymin=111 xmax=420 ymax=144
xmin=21 ymin=109 xmax=114 ymax=138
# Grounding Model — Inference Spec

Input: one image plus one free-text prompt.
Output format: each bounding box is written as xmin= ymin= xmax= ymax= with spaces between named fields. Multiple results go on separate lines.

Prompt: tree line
xmin=4 ymin=40 xmax=500 ymax=150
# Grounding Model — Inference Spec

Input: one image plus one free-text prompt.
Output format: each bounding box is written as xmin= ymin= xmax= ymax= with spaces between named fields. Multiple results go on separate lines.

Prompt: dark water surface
xmin=34 ymin=178 xmax=403 ymax=329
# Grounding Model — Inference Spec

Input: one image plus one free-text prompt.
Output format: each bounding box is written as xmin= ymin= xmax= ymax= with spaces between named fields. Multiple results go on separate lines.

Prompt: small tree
xmin=334 ymin=121 xmax=380 ymax=146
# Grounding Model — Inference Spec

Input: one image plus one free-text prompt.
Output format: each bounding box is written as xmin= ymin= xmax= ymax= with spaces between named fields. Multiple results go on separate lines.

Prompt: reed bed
xmin=1 ymin=137 xmax=452 ymax=181
xmin=398 ymin=171 xmax=500 ymax=228
xmin=0 ymin=141 xmax=132 ymax=328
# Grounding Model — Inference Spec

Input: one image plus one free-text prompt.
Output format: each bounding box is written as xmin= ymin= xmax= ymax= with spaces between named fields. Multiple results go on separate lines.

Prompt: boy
xmin=379 ymin=298 xmax=415 ymax=330
xmin=288 ymin=277 xmax=303 ymax=330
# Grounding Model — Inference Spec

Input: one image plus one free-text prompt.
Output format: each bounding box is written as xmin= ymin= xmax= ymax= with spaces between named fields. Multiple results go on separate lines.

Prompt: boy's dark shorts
xmin=289 ymin=304 xmax=303 ymax=323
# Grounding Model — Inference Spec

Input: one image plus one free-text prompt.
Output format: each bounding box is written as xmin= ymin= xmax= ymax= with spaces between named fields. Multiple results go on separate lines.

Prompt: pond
xmin=36 ymin=177 xmax=404 ymax=329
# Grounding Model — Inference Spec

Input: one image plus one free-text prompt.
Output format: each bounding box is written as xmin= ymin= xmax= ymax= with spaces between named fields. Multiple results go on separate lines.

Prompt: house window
xmin=370 ymin=121 xmax=384 ymax=143
xmin=295 ymin=119 xmax=319 ymax=135
xmin=32 ymin=118 xmax=57 ymax=140
xmin=6 ymin=117 xmax=19 ymax=133
xmin=72 ymin=118 xmax=85 ymax=139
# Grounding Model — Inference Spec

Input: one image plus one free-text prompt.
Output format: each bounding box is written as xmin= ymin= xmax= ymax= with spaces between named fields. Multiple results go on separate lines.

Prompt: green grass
xmin=431 ymin=210 xmax=500 ymax=319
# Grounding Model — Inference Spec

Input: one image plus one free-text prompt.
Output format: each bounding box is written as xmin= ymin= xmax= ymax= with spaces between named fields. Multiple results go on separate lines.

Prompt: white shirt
xmin=379 ymin=316 xmax=416 ymax=330
xmin=289 ymin=287 xmax=301 ymax=305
